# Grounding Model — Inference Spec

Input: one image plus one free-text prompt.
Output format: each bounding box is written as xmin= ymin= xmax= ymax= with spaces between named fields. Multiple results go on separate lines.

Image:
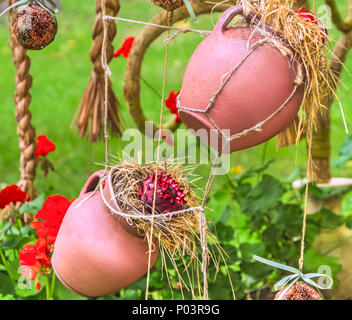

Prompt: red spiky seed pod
xmin=12 ymin=3 xmax=58 ymax=50
xmin=274 ymin=282 xmax=322 ymax=300
xmin=139 ymin=172 xmax=187 ymax=214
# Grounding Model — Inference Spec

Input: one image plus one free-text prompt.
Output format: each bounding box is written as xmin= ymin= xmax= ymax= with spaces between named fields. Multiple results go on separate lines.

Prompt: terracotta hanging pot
xmin=52 ymin=168 xmax=158 ymax=298
xmin=178 ymin=6 xmax=305 ymax=153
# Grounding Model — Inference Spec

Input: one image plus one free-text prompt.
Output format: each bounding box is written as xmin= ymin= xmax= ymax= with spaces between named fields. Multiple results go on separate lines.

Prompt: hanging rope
xmin=7 ymin=0 xmax=37 ymax=200
xmin=145 ymin=10 xmax=173 ymax=301
xmin=120 ymin=1 xmax=226 ymax=136
xmin=75 ymin=0 xmax=122 ymax=143
xmin=100 ymin=2 xmax=218 ymax=300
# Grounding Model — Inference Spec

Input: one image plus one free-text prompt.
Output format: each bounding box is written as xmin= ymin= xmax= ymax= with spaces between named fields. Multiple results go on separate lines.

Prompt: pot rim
xmin=103 ymin=165 xmax=144 ymax=238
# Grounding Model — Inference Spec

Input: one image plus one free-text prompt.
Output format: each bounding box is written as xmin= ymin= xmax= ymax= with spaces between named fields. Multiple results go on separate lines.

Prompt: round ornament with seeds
xmin=0 ymin=1 xmax=59 ymax=50
xmin=275 ymin=282 xmax=323 ymax=300
xmin=12 ymin=2 xmax=57 ymax=50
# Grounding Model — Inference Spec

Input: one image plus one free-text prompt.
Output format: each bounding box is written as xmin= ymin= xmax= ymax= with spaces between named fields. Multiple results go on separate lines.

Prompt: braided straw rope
xmin=7 ymin=0 xmax=37 ymax=199
xmin=76 ymin=0 xmax=122 ymax=143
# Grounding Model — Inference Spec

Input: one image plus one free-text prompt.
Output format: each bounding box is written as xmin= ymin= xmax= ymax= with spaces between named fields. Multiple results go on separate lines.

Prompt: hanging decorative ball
xmin=12 ymin=3 xmax=58 ymax=50
xmin=150 ymin=0 xmax=184 ymax=12
xmin=275 ymin=282 xmax=322 ymax=300
xmin=139 ymin=172 xmax=187 ymax=214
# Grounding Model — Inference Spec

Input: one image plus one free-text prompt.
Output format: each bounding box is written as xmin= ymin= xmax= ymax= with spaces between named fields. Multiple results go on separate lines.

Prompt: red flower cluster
xmin=165 ymin=90 xmax=181 ymax=123
xmin=19 ymin=195 xmax=73 ymax=290
xmin=19 ymin=238 xmax=51 ymax=290
xmin=114 ymin=37 xmax=135 ymax=58
xmin=139 ymin=172 xmax=187 ymax=214
xmin=35 ymin=135 xmax=56 ymax=162
xmin=30 ymin=195 xmax=73 ymax=245
xmin=0 ymin=185 xmax=28 ymax=209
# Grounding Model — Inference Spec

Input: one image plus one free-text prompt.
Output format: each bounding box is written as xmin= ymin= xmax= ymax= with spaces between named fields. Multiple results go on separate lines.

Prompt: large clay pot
xmin=52 ymin=168 xmax=158 ymax=298
xmin=178 ymin=6 xmax=305 ymax=153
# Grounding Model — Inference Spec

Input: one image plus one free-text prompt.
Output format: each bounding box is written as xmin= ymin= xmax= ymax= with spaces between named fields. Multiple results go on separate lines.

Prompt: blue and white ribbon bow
xmin=0 ymin=0 xmax=59 ymax=17
xmin=253 ymin=255 xmax=333 ymax=300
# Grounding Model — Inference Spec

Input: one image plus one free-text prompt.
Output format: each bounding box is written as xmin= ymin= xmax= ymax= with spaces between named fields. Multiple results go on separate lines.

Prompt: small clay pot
xmin=12 ymin=3 xmax=57 ymax=50
xmin=178 ymin=6 xmax=304 ymax=153
xmin=52 ymin=168 xmax=158 ymax=298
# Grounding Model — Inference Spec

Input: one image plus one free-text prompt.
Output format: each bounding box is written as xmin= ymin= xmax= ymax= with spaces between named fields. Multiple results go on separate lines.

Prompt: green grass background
xmin=0 ymin=0 xmax=351 ymax=200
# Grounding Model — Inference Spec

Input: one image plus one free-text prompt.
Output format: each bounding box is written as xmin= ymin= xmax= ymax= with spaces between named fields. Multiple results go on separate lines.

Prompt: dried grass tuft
xmin=106 ymin=158 xmax=234 ymax=298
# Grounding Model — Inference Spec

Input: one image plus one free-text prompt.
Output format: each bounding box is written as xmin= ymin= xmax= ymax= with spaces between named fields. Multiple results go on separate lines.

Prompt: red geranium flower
xmin=113 ymin=37 xmax=135 ymax=58
xmin=35 ymin=135 xmax=56 ymax=162
xmin=19 ymin=238 xmax=51 ymax=290
xmin=165 ymin=90 xmax=181 ymax=123
xmin=31 ymin=195 xmax=73 ymax=245
xmin=0 ymin=184 xmax=28 ymax=209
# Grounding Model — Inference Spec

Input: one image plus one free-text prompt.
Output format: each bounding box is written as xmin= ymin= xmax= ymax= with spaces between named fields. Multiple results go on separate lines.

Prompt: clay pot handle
xmin=214 ymin=6 xmax=256 ymax=34
xmin=80 ymin=170 xmax=105 ymax=196
xmin=214 ymin=6 xmax=291 ymax=48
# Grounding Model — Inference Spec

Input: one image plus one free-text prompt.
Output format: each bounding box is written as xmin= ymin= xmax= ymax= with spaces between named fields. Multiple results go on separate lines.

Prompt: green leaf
xmin=0 ymin=272 xmax=15 ymax=295
xmin=0 ymin=293 xmax=16 ymax=300
xmin=98 ymin=294 xmax=120 ymax=300
xmin=213 ymin=221 xmax=234 ymax=242
xmin=19 ymin=194 xmax=46 ymax=215
xmin=0 ymin=222 xmax=12 ymax=235
xmin=303 ymin=248 xmax=342 ymax=288
xmin=6 ymin=257 xmax=21 ymax=281
xmin=207 ymin=190 xmax=231 ymax=223
xmin=0 ymin=237 xmax=31 ymax=251
xmin=53 ymin=280 xmax=87 ymax=300
xmin=345 ymin=215 xmax=352 ymax=229
xmin=15 ymin=276 xmax=45 ymax=298
xmin=319 ymin=208 xmax=345 ymax=229
xmin=332 ymin=135 xmax=352 ymax=168
xmin=119 ymin=289 xmax=142 ymax=300
xmin=241 ymin=175 xmax=285 ymax=215
xmin=240 ymin=242 xmax=266 ymax=262
xmin=0 ymin=238 xmax=19 ymax=250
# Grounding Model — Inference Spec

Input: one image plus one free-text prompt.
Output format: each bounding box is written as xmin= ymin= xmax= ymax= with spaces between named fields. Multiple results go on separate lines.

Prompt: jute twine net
xmin=99 ymin=2 xmax=235 ymax=300
xmin=75 ymin=0 xmax=122 ymax=143
xmin=176 ymin=0 xmax=338 ymax=274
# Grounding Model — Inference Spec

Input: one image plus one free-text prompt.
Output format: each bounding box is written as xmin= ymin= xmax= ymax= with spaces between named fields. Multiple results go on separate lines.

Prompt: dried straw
xmin=107 ymin=158 xmax=234 ymax=298
xmin=111 ymin=160 xmax=201 ymax=255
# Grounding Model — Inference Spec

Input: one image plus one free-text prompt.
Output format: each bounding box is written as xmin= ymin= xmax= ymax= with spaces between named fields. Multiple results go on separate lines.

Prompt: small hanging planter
xmin=52 ymin=169 xmax=159 ymax=298
xmin=253 ymin=255 xmax=333 ymax=300
xmin=275 ymin=282 xmax=322 ymax=300
xmin=177 ymin=3 xmax=332 ymax=153
xmin=52 ymin=160 xmax=213 ymax=298
xmin=1 ymin=0 xmax=59 ymax=50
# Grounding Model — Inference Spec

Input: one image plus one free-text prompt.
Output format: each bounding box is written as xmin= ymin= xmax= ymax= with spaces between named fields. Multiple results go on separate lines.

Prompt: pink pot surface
xmin=52 ymin=169 xmax=158 ymax=298
xmin=179 ymin=6 xmax=304 ymax=153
